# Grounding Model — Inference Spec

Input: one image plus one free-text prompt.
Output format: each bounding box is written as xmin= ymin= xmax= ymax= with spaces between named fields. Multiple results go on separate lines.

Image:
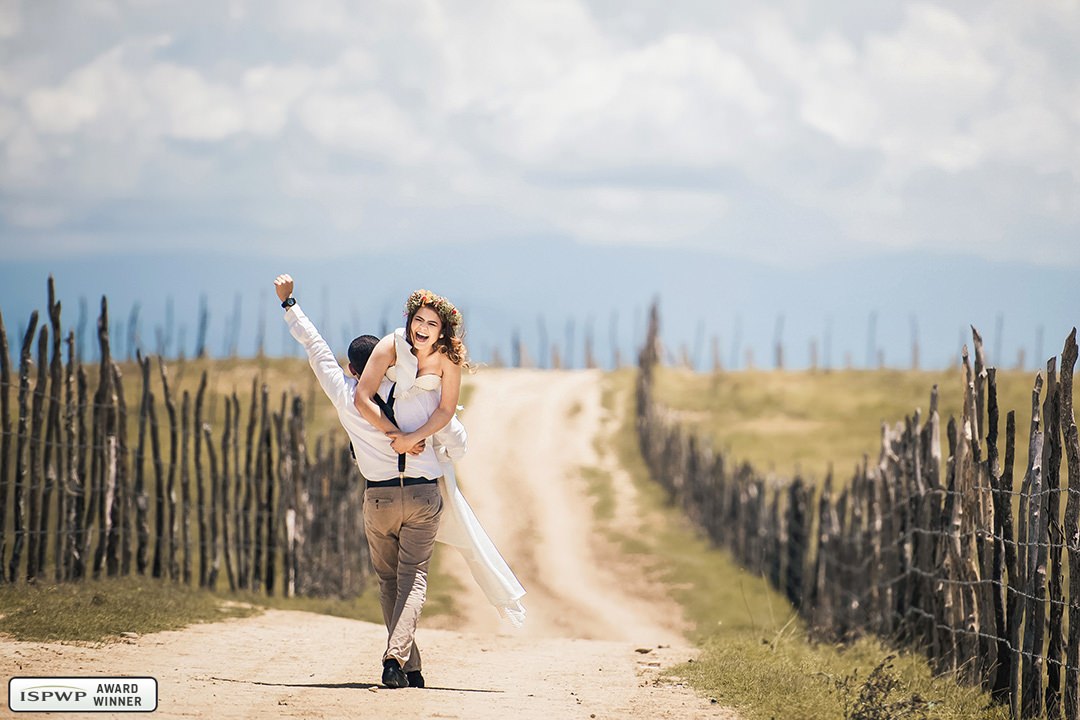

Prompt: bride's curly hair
xmin=404 ymin=289 xmax=470 ymax=367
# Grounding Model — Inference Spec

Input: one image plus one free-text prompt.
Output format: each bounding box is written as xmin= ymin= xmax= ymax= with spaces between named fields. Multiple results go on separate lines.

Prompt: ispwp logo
xmin=9 ymin=677 xmax=158 ymax=713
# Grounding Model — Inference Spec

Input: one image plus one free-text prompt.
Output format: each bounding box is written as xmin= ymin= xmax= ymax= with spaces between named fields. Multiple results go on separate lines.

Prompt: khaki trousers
xmin=363 ymin=482 xmax=443 ymax=672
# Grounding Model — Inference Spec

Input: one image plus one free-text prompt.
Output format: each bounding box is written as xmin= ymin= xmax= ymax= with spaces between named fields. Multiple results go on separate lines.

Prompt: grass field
xmin=653 ymin=365 xmax=1043 ymax=485
xmin=599 ymin=369 xmax=1008 ymax=720
xmin=0 ymin=351 xmax=468 ymax=643
xmin=0 ymin=358 xmax=1036 ymax=718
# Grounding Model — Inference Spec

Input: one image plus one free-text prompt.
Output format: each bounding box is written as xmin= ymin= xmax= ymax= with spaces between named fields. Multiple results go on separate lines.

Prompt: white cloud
xmin=298 ymin=91 xmax=430 ymax=162
xmin=0 ymin=0 xmax=20 ymax=38
xmin=1 ymin=0 xmax=1079 ymax=266
xmin=484 ymin=32 xmax=774 ymax=172
xmin=146 ymin=64 xmax=245 ymax=141
xmin=540 ymin=186 xmax=729 ymax=246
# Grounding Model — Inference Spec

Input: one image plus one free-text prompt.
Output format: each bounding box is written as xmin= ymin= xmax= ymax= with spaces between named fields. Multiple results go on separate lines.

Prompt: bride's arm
xmin=354 ymin=334 xmax=398 ymax=434
xmin=390 ymin=357 xmax=460 ymax=453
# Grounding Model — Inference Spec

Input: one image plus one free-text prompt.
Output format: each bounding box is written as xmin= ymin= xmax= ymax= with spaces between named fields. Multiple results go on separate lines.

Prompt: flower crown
xmin=405 ymin=289 xmax=462 ymax=331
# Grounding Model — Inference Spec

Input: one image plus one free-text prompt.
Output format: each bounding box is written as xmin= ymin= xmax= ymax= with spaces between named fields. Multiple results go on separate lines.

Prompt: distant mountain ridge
xmin=1 ymin=240 xmax=1076 ymax=371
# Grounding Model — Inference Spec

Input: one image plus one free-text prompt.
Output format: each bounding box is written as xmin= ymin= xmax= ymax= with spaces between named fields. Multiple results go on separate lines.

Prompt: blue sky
xmin=1 ymin=1 xmax=1078 ymax=368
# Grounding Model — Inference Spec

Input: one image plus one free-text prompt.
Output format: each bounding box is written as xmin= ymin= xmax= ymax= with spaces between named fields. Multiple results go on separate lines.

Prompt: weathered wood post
xmin=60 ymin=330 xmax=77 ymax=581
xmin=1044 ymin=358 xmax=1064 ymax=720
xmin=27 ymin=326 xmax=47 ymax=581
xmin=811 ymin=472 xmax=836 ymax=633
xmin=9 ymin=313 xmax=38 ymax=582
xmin=43 ymin=280 xmax=63 ymax=581
xmin=91 ymin=298 xmax=117 ymax=581
xmin=240 ymin=377 xmax=258 ymax=590
xmin=158 ymin=358 xmax=179 ymax=580
xmin=1003 ymin=410 xmax=1021 ymax=720
xmin=135 ymin=355 xmax=152 ymax=575
xmin=193 ymin=371 xmax=208 ymax=587
xmin=147 ymin=358 xmax=165 ymax=578
xmin=180 ymin=391 xmax=192 ymax=585
xmin=203 ymin=424 xmax=220 ymax=590
xmin=0 ymin=310 xmax=11 ymax=584
xmin=220 ymin=396 xmax=236 ymax=591
xmin=785 ymin=477 xmax=808 ymax=609
xmin=72 ymin=363 xmax=88 ymax=580
xmin=288 ymin=395 xmax=306 ymax=596
xmin=986 ymin=368 xmax=1012 ymax=705
xmin=251 ymin=384 xmax=269 ymax=592
xmin=230 ymin=393 xmax=241 ymax=587
xmin=1021 ymin=373 xmax=1045 ymax=719
xmin=1059 ymin=329 xmax=1079 ymax=720
xmin=938 ymin=417 xmax=961 ymax=675
xmin=270 ymin=403 xmax=287 ymax=597
xmin=110 ymin=361 xmax=130 ymax=577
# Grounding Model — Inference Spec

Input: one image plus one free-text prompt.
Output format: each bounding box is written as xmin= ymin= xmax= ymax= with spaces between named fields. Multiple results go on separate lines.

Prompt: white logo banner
xmin=9 ymin=677 xmax=158 ymax=713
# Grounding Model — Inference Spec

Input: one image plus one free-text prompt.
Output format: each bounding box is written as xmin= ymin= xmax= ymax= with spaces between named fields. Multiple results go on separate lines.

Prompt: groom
xmin=275 ymin=274 xmax=465 ymax=690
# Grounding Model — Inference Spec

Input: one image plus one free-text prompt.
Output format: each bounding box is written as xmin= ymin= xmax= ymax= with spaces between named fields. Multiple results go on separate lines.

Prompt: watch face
xmin=283 ymin=297 xmax=296 ymax=308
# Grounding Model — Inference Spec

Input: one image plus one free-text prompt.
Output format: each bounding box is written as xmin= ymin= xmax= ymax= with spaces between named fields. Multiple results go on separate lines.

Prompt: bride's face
xmin=410 ymin=306 xmax=443 ymax=351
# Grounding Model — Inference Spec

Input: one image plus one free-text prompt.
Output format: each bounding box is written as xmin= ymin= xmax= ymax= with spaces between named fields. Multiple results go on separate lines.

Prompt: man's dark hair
xmin=348 ymin=334 xmax=380 ymax=375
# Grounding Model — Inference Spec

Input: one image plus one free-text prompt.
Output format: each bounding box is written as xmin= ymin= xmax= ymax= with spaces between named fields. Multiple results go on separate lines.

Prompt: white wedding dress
xmin=388 ymin=329 xmax=527 ymax=627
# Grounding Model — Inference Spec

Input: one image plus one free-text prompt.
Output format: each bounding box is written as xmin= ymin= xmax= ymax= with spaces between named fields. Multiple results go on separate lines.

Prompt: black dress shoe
xmin=406 ymin=670 xmax=425 ymax=688
xmin=382 ymin=659 xmax=408 ymax=689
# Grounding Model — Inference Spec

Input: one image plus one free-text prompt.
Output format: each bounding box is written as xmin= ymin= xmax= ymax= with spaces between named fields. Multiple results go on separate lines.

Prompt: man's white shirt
xmin=284 ymin=303 xmax=466 ymax=481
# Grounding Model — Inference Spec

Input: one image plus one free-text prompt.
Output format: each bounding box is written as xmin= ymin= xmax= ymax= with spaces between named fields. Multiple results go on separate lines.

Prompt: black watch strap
xmin=281 ymin=297 xmax=297 ymax=309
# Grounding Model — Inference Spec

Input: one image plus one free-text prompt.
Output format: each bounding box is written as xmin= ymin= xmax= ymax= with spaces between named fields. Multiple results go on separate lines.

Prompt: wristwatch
xmin=281 ymin=297 xmax=297 ymax=309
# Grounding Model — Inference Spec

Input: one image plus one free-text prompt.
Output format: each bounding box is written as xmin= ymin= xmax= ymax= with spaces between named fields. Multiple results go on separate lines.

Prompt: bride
xmin=354 ymin=289 xmax=465 ymax=454
xmin=355 ymin=289 xmax=526 ymax=627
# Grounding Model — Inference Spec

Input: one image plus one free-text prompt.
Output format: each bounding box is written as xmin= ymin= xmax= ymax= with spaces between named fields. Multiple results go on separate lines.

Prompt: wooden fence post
xmin=252 ymin=384 xmax=268 ymax=592
xmin=986 ymin=368 xmax=1013 ymax=705
xmin=134 ymin=355 xmax=151 ymax=575
xmin=220 ymin=396 xmax=236 ymax=592
xmin=147 ymin=358 xmax=165 ymax=579
xmin=785 ymin=478 xmax=808 ymax=609
xmin=158 ymin=358 xmax=179 ymax=581
xmin=1059 ymin=329 xmax=1079 ymax=720
xmin=287 ymin=396 xmax=306 ymax=596
xmin=1021 ymin=373 xmax=1046 ymax=719
xmin=61 ymin=331 xmax=77 ymax=581
xmin=240 ymin=377 xmax=258 ymax=590
xmin=194 ymin=371 xmax=208 ymax=588
xmin=1044 ymin=358 xmax=1064 ymax=720
xmin=110 ymin=361 xmax=129 ymax=577
xmin=0 ymin=310 xmax=11 ymax=584
xmin=203 ymin=424 xmax=220 ymax=590
xmin=9 ymin=312 xmax=38 ymax=582
xmin=72 ymin=363 xmax=88 ymax=580
xmin=91 ymin=298 xmax=116 ymax=581
xmin=43 ymin=280 xmax=63 ymax=582
xmin=27 ymin=326 xmax=47 ymax=582
xmin=180 ymin=390 xmax=192 ymax=585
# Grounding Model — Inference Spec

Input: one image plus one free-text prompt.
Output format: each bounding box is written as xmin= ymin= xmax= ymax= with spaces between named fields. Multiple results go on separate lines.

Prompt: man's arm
xmin=275 ymin=274 xmax=351 ymax=411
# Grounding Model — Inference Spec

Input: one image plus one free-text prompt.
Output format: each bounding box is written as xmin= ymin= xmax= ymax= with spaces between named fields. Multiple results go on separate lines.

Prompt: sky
xmin=0 ymin=1 xmax=1078 ymax=369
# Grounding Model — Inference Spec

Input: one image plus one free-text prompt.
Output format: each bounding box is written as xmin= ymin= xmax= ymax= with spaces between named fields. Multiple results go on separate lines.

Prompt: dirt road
xmin=0 ymin=370 xmax=735 ymax=719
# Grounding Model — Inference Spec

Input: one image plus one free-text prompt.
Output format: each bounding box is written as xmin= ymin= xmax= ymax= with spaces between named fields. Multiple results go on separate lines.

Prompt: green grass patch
xmin=0 ymin=557 xmax=458 ymax=644
xmin=602 ymin=368 xmax=1009 ymax=720
xmin=0 ymin=576 xmax=259 ymax=643
xmin=422 ymin=544 xmax=465 ymax=621
xmin=579 ymin=465 xmax=616 ymax=522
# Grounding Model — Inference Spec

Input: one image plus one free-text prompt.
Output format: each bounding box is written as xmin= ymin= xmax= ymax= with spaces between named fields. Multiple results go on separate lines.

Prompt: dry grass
xmin=602 ymin=368 xmax=1009 ymax=720
xmin=653 ymin=366 xmax=1041 ymax=486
